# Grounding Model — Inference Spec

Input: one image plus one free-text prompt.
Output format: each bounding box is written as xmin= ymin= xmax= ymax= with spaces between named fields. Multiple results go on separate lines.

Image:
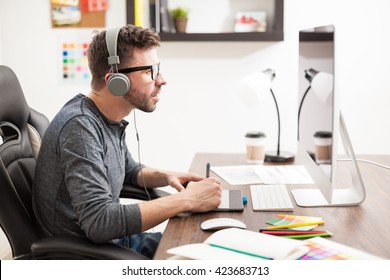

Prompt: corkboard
xmin=51 ymin=2 xmax=106 ymax=28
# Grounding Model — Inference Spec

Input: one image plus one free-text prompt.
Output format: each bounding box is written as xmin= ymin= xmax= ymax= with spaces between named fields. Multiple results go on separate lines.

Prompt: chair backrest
xmin=0 ymin=65 xmax=50 ymax=258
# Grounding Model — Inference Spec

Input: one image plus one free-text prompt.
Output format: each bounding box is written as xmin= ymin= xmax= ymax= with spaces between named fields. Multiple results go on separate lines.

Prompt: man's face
xmin=123 ymin=48 xmax=166 ymax=112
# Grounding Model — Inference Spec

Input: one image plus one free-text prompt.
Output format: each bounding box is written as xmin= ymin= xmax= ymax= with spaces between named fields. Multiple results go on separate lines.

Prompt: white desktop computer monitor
xmin=291 ymin=24 xmax=366 ymax=207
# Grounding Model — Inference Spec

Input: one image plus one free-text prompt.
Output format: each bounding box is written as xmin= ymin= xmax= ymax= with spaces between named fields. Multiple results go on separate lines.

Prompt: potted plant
xmin=170 ymin=7 xmax=189 ymax=33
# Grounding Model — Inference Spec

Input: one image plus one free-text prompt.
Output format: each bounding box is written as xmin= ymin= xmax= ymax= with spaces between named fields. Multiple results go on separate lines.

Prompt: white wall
xmin=1 ymin=0 xmax=390 ymax=257
xmin=134 ymin=0 xmax=390 ymax=171
xmin=1 ymin=0 xmax=389 ymax=173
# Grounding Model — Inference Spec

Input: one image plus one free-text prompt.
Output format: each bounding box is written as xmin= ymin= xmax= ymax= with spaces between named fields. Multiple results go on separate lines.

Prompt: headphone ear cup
xmin=107 ymin=73 xmax=131 ymax=96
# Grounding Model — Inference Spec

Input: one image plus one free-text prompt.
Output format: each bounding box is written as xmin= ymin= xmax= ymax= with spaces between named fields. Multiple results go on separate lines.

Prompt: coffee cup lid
xmin=245 ymin=131 xmax=266 ymax=138
xmin=313 ymin=131 xmax=332 ymax=138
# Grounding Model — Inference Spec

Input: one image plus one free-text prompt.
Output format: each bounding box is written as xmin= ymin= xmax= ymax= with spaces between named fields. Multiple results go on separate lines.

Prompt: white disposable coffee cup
xmin=313 ymin=131 xmax=332 ymax=164
xmin=245 ymin=132 xmax=266 ymax=164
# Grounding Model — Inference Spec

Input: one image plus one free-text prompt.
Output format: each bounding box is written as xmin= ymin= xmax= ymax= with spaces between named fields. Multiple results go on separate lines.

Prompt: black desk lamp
xmin=236 ymin=69 xmax=295 ymax=163
xmin=298 ymin=68 xmax=333 ymax=140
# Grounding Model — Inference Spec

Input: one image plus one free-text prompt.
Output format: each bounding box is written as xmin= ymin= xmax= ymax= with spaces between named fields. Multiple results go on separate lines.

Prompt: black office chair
xmin=0 ymin=65 xmax=167 ymax=260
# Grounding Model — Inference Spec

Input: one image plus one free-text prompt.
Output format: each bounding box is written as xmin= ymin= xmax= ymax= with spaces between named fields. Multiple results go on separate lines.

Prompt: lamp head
xmin=305 ymin=68 xmax=333 ymax=106
xmin=262 ymin=68 xmax=276 ymax=81
xmin=304 ymin=68 xmax=320 ymax=83
xmin=235 ymin=68 xmax=275 ymax=107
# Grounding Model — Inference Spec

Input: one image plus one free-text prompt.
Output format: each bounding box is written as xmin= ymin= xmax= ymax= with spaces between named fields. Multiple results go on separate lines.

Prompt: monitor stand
xmin=291 ymin=112 xmax=366 ymax=207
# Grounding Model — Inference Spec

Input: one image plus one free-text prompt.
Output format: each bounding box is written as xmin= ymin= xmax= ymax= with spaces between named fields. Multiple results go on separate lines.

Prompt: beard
xmin=123 ymin=86 xmax=160 ymax=113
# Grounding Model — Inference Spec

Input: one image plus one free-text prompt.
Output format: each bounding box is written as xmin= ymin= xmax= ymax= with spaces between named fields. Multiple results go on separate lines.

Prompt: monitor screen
xmin=291 ymin=24 xmax=366 ymax=207
xmin=297 ymin=26 xmax=334 ymax=181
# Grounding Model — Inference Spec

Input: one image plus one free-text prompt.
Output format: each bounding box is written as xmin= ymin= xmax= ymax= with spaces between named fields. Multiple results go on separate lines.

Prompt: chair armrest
xmin=31 ymin=236 xmax=148 ymax=260
xmin=120 ymin=184 xmax=170 ymax=200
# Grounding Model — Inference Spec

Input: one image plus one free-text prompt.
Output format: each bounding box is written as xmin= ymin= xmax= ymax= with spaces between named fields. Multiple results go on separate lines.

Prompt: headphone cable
xmin=133 ymin=110 xmax=151 ymax=200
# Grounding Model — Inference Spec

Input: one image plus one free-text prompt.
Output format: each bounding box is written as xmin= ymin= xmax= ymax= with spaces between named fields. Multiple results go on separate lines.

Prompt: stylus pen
xmin=206 ymin=162 xmax=210 ymax=178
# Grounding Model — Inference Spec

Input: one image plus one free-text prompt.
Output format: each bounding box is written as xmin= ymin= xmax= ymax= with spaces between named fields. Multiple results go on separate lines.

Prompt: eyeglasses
xmin=117 ymin=63 xmax=160 ymax=81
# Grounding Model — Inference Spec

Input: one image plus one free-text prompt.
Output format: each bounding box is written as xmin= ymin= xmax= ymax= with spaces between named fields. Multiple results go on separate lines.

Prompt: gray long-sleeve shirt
xmin=32 ymin=94 xmax=143 ymax=243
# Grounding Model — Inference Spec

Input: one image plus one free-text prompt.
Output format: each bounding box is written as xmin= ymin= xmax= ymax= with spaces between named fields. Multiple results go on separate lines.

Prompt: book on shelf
xmin=134 ymin=0 xmax=152 ymax=28
xmin=149 ymin=0 xmax=157 ymax=31
xmin=159 ymin=0 xmax=175 ymax=33
xmin=153 ymin=0 xmax=160 ymax=32
xmin=134 ymin=0 xmax=144 ymax=27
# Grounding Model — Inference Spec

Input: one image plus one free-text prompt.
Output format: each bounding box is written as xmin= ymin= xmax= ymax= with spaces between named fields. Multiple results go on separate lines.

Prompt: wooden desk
xmin=154 ymin=153 xmax=390 ymax=259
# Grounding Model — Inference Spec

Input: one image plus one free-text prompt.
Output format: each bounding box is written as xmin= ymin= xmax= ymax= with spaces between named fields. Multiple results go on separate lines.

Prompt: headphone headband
xmin=106 ymin=27 xmax=121 ymax=66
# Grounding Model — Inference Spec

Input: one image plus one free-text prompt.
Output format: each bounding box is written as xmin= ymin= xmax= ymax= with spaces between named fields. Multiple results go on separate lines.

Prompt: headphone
xmin=105 ymin=27 xmax=130 ymax=96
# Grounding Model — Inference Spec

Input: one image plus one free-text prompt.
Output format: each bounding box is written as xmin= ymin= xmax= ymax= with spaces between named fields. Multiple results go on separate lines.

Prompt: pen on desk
xmin=283 ymin=232 xmax=332 ymax=239
xmin=259 ymin=229 xmax=329 ymax=235
xmin=206 ymin=162 xmax=210 ymax=178
xmin=265 ymin=221 xmax=325 ymax=229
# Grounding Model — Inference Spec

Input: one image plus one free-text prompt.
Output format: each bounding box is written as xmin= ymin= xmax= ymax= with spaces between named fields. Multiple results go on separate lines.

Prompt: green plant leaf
xmin=170 ymin=7 xmax=189 ymax=18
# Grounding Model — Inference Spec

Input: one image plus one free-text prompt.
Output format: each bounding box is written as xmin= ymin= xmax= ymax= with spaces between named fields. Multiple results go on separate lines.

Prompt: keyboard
xmin=250 ymin=184 xmax=294 ymax=211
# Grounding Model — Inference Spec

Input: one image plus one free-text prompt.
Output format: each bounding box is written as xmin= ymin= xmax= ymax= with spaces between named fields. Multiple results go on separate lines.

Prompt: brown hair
xmin=87 ymin=24 xmax=160 ymax=90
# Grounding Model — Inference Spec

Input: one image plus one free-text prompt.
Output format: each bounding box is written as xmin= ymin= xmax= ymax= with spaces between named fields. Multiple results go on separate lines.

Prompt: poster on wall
xmin=50 ymin=0 xmax=107 ymax=28
xmin=58 ymin=33 xmax=93 ymax=84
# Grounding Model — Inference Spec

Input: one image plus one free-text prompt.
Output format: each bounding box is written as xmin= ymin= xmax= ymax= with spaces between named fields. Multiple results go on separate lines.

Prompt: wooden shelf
xmin=126 ymin=0 xmax=284 ymax=42
xmin=159 ymin=31 xmax=284 ymax=42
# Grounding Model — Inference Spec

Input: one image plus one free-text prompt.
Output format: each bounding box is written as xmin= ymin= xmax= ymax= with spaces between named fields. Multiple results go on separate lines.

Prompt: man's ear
xmin=104 ymin=73 xmax=112 ymax=83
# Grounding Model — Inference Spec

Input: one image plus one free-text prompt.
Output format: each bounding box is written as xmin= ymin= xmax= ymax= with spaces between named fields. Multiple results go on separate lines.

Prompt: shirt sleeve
xmin=58 ymin=116 xmax=142 ymax=243
xmin=123 ymin=143 xmax=145 ymax=187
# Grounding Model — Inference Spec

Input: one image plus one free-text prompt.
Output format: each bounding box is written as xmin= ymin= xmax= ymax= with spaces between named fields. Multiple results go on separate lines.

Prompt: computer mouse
xmin=200 ymin=218 xmax=247 ymax=231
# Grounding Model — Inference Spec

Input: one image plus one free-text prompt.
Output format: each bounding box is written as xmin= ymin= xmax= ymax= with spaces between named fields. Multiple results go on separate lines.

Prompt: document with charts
xmin=210 ymin=165 xmax=314 ymax=185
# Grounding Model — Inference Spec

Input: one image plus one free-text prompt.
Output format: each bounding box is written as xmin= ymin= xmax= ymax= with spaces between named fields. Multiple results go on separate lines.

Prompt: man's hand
xmin=181 ymin=177 xmax=222 ymax=212
xmin=167 ymin=171 xmax=205 ymax=192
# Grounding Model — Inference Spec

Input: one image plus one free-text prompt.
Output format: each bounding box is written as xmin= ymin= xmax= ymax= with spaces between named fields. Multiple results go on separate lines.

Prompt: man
xmin=32 ymin=24 xmax=222 ymax=259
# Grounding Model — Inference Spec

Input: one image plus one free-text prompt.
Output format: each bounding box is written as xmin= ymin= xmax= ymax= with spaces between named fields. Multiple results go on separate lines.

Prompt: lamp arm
xmin=270 ymin=89 xmax=280 ymax=156
xmin=297 ymin=86 xmax=311 ymax=141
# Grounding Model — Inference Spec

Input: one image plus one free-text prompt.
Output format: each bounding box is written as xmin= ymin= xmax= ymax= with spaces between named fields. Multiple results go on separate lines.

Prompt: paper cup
xmin=245 ymin=132 xmax=266 ymax=164
xmin=313 ymin=131 xmax=332 ymax=164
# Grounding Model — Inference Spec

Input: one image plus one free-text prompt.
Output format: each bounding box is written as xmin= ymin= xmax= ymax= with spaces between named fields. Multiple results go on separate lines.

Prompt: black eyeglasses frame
xmin=117 ymin=63 xmax=160 ymax=81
